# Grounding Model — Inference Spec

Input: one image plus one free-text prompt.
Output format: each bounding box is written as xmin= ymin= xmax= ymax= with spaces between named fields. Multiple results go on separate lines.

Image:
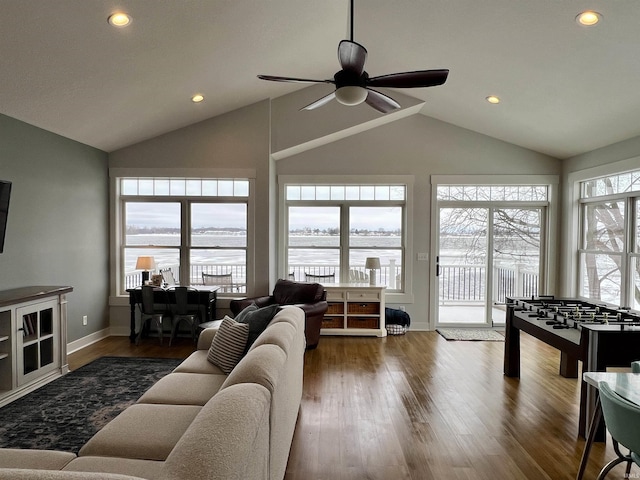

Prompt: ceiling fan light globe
xmin=335 ymin=86 xmax=368 ymax=106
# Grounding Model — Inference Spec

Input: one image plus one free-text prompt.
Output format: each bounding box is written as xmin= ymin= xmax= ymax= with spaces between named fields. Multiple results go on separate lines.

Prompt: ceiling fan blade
xmin=257 ymin=75 xmax=333 ymax=84
xmin=365 ymin=88 xmax=401 ymax=114
xmin=338 ymin=40 xmax=367 ymax=74
xmin=367 ymin=69 xmax=449 ymax=88
xmin=301 ymin=91 xmax=337 ymax=111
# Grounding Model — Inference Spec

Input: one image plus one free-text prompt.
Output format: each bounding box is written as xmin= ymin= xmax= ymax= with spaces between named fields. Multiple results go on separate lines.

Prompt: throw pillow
xmin=234 ymin=303 xmax=258 ymax=323
xmin=236 ymin=303 xmax=281 ymax=352
xmin=207 ymin=316 xmax=250 ymax=374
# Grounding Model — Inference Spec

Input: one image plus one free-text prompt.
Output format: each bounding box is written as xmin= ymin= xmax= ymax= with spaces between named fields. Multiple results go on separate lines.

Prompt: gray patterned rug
xmin=436 ymin=328 xmax=505 ymax=341
xmin=0 ymin=356 xmax=182 ymax=453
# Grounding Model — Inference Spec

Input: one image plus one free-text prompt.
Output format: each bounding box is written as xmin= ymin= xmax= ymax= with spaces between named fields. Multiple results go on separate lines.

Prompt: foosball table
xmin=503 ymin=295 xmax=640 ymax=439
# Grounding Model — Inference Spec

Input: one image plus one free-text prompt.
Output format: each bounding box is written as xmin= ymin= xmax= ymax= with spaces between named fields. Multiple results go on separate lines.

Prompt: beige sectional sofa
xmin=0 ymin=305 xmax=306 ymax=480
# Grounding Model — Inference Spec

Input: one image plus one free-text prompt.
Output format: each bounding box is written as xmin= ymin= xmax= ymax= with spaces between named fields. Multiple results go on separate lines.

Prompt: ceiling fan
xmin=257 ymin=0 xmax=449 ymax=113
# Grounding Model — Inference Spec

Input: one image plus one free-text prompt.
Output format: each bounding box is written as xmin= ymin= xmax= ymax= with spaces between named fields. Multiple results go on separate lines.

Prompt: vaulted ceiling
xmin=1 ymin=1 xmax=639 ymax=159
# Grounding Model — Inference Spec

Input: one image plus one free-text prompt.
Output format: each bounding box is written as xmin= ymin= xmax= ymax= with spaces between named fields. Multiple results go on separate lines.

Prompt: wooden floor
xmin=68 ymin=332 xmax=632 ymax=480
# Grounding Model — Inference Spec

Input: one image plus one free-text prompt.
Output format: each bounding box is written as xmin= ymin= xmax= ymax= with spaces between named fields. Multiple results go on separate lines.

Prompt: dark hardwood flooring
xmin=68 ymin=332 xmax=631 ymax=480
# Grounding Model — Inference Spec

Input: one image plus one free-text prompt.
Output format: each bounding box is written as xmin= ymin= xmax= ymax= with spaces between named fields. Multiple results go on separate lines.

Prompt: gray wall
xmin=0 ymin=114 xmax=109 ymax=343
xmin=275 ymin=114 xmax=561 ymax=328
xmin=108 ymin=90 xmax=561 ymax=331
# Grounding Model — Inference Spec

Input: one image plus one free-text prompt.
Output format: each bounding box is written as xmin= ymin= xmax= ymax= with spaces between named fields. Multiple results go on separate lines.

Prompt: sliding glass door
xmin=436 ymin=204 xmax=544 ymax=327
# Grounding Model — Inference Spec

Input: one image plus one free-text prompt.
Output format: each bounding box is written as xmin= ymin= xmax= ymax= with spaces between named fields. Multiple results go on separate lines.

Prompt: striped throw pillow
xmin=207 ymin=316 xmax=250 ymax=374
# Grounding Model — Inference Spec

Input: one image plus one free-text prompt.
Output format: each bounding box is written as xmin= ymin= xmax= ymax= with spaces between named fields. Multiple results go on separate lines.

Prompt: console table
xmin=126 ymin=286 xmax=218 ymax=342
xmin=321 ymin=284 xmax=386 ymax=337
xmin=0 ymin=286 xmax=72 ymax=407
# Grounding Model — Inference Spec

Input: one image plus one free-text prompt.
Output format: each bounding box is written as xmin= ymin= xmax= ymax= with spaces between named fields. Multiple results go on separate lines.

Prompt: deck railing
xmin=125 ymin=262 xmax=537 ymax=302
xmin=439 ymin=263 xmax=538 ymax=305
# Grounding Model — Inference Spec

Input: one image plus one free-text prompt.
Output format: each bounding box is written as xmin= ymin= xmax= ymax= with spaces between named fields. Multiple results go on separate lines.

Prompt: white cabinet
xmin=0 ymin=286 xmax=71 ymax=407
xmin=321 ymin=284 xmax=386 ymax=337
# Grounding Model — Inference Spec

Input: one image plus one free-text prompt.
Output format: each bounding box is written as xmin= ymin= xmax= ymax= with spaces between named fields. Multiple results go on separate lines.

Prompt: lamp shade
xmin=365 ymin=257 xmax=381 ymax=270
xmin=335 ymin=86 xmax=368 ymax=106
xmin=135 ymin=256 xmax=155 ymax=270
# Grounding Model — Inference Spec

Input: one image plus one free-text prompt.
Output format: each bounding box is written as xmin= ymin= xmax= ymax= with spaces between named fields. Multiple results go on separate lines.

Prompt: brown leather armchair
xmin=230 ymin=279 xmax=328 ymax=349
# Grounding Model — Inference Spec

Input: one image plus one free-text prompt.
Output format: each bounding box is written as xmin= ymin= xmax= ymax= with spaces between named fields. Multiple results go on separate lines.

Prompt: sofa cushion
xmin=173 ymin=350 xmax=225 ymax=375
xmin=221 ymin=344 xmax=287 ymax=394
xmin=0 ymin=449 xmax=76 ymax=470
xmin=272 ymin=279 xmax=324 ymax=304
xmin=63 ymin=456 xmax=164 ymax=479
xmin=0 ymin=470 xmax=144 ymax=480
xmin=137 ymin=372 xmax=226 ymax=406
xmin=236 ymin=303 xmax=281 ymax=352
xmin=248 ymin=320 xmax=296 ymax=354
xmin=79 ymin=404 xmax=202 ymax=461
xmin=206 ymin=316 xmax=249 ymax=374
xmin=159 ymin=383 xmax=270 ymax=480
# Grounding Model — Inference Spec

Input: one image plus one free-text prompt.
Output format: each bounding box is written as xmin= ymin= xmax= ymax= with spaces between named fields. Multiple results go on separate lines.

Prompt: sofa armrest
xmin=197 ymin=326 xmax=219 ymax=350
xmin=230 ymin=296 xmax=274 ymax=316
xmin=296 ymin=301 xmax=329 ymax=318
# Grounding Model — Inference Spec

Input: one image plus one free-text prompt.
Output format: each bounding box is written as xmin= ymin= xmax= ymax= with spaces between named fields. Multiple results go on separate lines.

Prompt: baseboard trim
xmin=66 ymin=328 xmax=110 ymax=355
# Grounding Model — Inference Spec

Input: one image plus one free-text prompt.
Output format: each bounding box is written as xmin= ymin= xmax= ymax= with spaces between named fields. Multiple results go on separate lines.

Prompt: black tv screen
xmin=0 ymin=180 xmax=11 ymax=253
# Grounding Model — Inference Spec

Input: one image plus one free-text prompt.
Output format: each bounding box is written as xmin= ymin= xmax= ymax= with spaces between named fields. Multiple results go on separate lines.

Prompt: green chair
xmin=596 ymin=381 xmax=640 ymax=479
xmin=631 ymin=361 xmax=640 ymax=373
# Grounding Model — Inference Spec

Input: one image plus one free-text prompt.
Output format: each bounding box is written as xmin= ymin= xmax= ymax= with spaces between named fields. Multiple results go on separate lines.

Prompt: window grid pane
xmin=120 ymin=178 xmax=249 ymax=197
xmin=436 ymin=185 xmax=548 ymax=201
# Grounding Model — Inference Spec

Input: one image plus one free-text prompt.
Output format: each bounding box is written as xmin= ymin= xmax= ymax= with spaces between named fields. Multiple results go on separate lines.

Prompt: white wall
xmin=559 ymin=133 xmax=640 ymax=297
xmin=275 ymin=113 xmax=561 ymax=329
xmin=107 ymin=101 xmax=271 ymax=333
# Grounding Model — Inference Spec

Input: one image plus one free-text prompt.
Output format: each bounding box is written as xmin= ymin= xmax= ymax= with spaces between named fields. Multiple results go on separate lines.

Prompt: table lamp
xmin=365 ymin=257 xmax=381 ymax=286
xmin=135 ymin=256 xmax=155 ymax=284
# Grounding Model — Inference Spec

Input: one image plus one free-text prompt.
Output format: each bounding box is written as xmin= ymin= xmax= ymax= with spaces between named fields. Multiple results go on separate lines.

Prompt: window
xmin=119 ymin=177 xmax=249 ymax=294
xmin=283 ymin=182 xmax=407 ymax=292
xmin=578 ymin=170 xmax=640 ymax=308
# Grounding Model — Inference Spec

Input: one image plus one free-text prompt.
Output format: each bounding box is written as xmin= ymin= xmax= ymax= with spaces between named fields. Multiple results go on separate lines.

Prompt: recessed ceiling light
xmin=191 ymin=94 xmax=205 ymax=103
xmin=576 ymin=11 xmax=602 ymax=26
xmin=486 ymin=95 xmax=500 ymax=104
xmin=108 ymin=12 xmax=132 ymax=27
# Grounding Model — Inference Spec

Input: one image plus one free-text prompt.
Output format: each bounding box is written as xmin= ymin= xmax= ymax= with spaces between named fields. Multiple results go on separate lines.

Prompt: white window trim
xmin=564 ymin=155 xmax=640 ymax=298
xmin=278 ymin=175 xmax=414 ymax=303
xmin=430 ymin=175 xmax=558 ymax=329
xmin=109 ymin=168 xmax=256 ymax=300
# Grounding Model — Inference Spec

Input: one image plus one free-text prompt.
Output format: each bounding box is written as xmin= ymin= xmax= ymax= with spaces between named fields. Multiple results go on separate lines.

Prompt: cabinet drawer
xmin=347 ymin=317 xmax=379 ymax=329
xmin=326 ymin=290 xmax=346 ymax=301
xmin=346 ymin=291 xmax=381 ymax=302
xmin=326 ymin=302 xmax=345 ymax=314
xmin=347 ymin=302 xmax=379 ymax=314
xmin=322 ymin=317 xmax=343 ymax=329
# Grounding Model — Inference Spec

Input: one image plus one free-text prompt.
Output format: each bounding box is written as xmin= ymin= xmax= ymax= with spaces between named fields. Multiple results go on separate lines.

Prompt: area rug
xmin=436 ymin=328 xmax=505 ymax=341
xmin=0 ymin=356 xmax=182 ymax=453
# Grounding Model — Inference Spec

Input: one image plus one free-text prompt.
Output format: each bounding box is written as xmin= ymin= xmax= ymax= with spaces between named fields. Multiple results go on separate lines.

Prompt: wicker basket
xmin=347 ymin=317 xmax=379 ymax=329
xmin=347 ymin=303 xmax=379 ymax=314
xmin=326 ymin=302 xmax=345 ymax=314
xmin=322 ymin=317 xmax=343 ymax=329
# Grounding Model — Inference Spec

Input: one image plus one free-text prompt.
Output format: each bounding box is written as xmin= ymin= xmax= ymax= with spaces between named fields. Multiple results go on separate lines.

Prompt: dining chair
xmin=169 ymin=286 xmax=200 ymax=346
xmin=304 ymin=272 xmax=336 ymax=284
xmin=161 ymin=268 xmax=177 ymax=286
xmin=202 ymin=272 xmax=235 ymax=292
xmin=596 ymin=381 xmax=640 ymax=479
xmin=136 ymin=286 xmax=172 ymax=345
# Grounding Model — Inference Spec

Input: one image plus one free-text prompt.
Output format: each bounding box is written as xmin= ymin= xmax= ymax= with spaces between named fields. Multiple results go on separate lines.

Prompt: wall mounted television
xmin=0 ymin=180 xmax=11 ymax=253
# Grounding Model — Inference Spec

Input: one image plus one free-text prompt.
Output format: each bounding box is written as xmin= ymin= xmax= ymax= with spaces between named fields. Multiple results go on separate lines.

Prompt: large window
xmin=579 ymin=170 xmax=640 ymax=308
xmin=119 ymin=177 xmax=249 ymax=294
xmin=283 ymin=183 xmax=407 ymax=292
